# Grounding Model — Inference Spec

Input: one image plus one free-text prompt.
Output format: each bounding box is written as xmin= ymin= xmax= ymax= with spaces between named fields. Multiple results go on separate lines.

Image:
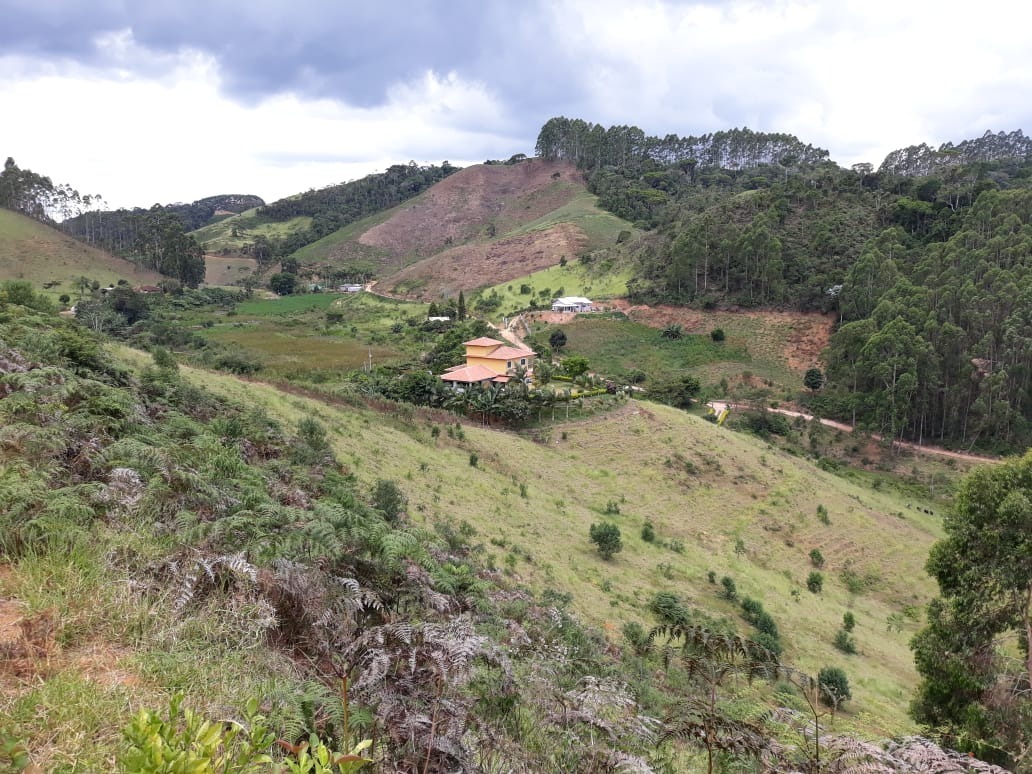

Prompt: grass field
xmin=197 ymin=292 xmax=427 ymax=377
xmin=111 ymin=346 xmax=966 ymax=737
xmin=472 ymin=258 xmax=633 ymax=321
xmin=539 ymin=316 xmax=750 ymax=384
xmin=0 ymin=209 xmax=163 ymax=294
xmin=190 ymin=209 xmax=313 ymax=253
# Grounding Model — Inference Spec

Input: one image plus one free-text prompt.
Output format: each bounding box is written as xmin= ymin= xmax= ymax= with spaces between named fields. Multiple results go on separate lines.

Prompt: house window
xmin=520 ymin=358 xmax=526 ymax=365
xmin=506 ymin=361 xmax=512 ymax=369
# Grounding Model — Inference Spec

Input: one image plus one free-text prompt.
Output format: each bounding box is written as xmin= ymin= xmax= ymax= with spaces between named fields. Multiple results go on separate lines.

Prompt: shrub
xmin=833 ymin=629 xmax=857 ymax=654
xmin=806 ymin=571 xmax=824 ymax=593
xmin=817 ymin=667 xmax=852 ymax=706
xmin=720 ymin=576 xmax=737 ymax=601
xmin=843 ymin=611 xmax=856 ymax=632
xmin=809 ymin=548 xmax=825 ymax=568
xmin=622 ymin=621 xmax=651 ymax=656
xmin=707 ymin=570 xmax=716 ymax=584
xmin=372 ymin=479 xmax=407 ymax=523
xmin=649 ymin=591 xmax=692 ymax=627
xmin=710 ymin=328 xmax=725 ymax=342
xmin=589 ymin=522 xmax=622 ymax=560
xmin=816 ymin=504 xmax=830 ymax=524
xmin=604 ymin=499 xmax=621 ymax=515
xmin=641 ymin=521 xmax=655 ymax=543
xmin=468 ymin=452 xmax=478 ymax=468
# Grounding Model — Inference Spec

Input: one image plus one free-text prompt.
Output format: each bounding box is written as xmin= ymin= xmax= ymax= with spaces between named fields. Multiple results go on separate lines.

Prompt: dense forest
xmin=536 ymin=118 xmax=1032 ymax=451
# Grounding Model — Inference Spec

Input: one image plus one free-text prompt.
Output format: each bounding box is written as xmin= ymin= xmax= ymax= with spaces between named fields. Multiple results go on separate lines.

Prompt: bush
xmin=720 ymin=576 xmax=737 ymax=601
xmin=843 ymin=611 xmax=856 ymax=632
xmin=806 ymin=571 xmax=824 ymax=593
xmin=809 ymin=548 xmax=825 ymax=568
xmin=817 ymin=667 xmax=852 ymax=706
xmin=710 ymin=328 xmax=725 ymax=342
xmin=649 ymin=591 xmax=693 ymax=627
xmin=816 ymin=504 xmax=830 ymax=524
xmin=833 ymin=628 xmax=857 ymax=654
xmin=622 ymin=621 xmax=651 ymax=656
xmin=589 ymin=522 xmax=622 ymax=560
xmin=641 ymin=521 xmax=655 ymax=543
xmin=468 ymin=452 xmax=478 ymax=468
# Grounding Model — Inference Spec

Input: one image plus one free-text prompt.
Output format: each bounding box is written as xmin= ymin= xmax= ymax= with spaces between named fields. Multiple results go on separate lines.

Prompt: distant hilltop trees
xmin=535 ymin=116 xmax=830 ymax=172
xmin=879 ymin=129 xmax=1032 ymax=176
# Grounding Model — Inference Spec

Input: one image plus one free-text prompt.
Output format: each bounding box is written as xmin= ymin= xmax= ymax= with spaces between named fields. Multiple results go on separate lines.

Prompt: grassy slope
xmin=0 ymin=209 xmax=162 ymax=293
xmin=191 ymin=208 xmax=313 ymax=253
xmin=473 ymin=258 xmax=633 ymax=321
xmin=114 ymin=347 xmax=952 ymax=736
xmin=500 ymin=186 xmax=633 ymax=251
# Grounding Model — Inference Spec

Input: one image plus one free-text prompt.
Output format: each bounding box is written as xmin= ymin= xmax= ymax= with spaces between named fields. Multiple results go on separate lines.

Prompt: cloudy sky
xmin=3 ymin=0 xmax=1031 ymax=210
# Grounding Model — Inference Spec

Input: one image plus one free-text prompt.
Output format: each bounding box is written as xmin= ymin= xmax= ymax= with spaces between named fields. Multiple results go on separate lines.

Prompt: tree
xmin=806 ymin=571 xmax=823 ymax=593
xmin=912 ymin=451 xmax=1032 ymax=766
xmin=803 ymin=367 xmax=824 ymax=392
xmin=456 ymin=291 xmax=466 ymax=321
xmin=561 ymin=355 xmax=589 ymax=379
xmin=269 ymin=273 xmax=297 ymax=296
xmin=549 ymin=328 xmax=567 ymax=352
xmin=588 ymin=522 xmax=622 ymax=560
xmin=817 ymin=667 xmax=851 ymax=706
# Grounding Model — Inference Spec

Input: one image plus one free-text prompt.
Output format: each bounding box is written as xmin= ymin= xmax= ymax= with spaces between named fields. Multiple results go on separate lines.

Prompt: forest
xmin=536 ymin=118 xmax=1032 ymax=452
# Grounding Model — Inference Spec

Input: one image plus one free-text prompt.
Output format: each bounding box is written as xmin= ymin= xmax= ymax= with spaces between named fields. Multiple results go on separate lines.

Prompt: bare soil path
xmin=708 ymin=401 xmax=1000 ymax=464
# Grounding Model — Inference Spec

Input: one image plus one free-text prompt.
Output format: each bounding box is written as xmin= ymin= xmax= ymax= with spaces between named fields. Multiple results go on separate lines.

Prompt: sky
xmin=3 ymin=0 xmax=1032 ymax=210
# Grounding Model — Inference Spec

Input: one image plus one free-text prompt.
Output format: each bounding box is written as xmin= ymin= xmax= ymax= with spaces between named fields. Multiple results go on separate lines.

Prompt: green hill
xmin=0 ymin=208 xmax=162 ymax=293
xmin=130 ymin=350 xmax=952 ymax=736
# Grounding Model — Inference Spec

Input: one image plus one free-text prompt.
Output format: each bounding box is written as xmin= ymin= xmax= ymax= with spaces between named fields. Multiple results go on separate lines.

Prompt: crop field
xmin=128 ymin=352 xmax=961 ymax=737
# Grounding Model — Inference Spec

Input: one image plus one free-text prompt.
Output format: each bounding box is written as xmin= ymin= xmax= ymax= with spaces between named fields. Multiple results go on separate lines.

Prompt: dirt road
xmin=708 ymin=401 xmax=999 ymax=465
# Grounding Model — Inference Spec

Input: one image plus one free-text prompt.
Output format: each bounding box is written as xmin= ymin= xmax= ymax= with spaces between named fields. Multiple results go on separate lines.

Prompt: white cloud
xmin=4 ymin=0 xmax=1032 ymax=210
xmin=0 ymin=43 xmax=520 ymax=209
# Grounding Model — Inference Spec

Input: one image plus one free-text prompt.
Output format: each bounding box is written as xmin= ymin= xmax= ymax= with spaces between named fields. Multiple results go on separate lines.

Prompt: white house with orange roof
xmin=440 ymin=336 xmax=535 ymax=388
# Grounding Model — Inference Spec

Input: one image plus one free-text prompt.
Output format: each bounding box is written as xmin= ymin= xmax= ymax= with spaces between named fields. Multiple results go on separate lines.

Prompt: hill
xmin=375 ymin=161 xmax=635 ymax=299
xmin=0 ymin=208 xmax=162 ymax=293
xmin=142 ymin=352 xmax=952 ymax=736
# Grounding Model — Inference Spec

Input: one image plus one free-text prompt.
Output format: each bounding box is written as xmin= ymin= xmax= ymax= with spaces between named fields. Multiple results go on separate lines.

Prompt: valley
xmin=1 ymin=120 xmax=1030 ymax=771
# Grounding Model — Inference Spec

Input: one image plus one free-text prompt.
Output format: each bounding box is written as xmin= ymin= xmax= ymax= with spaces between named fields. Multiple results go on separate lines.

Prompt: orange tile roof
xmin=463 ymin=336 xmax=505 ymax=347
xmin=440 ymin=364 xmax=498 ymax=383
xmin=477 ymin=345 xmax=535 ymax=360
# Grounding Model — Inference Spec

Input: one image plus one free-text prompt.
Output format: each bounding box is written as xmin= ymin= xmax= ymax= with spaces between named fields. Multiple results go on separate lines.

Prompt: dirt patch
xmin=360 ymin=159 xmax=583 ymax=260
xmin=384 ymin=222 xmax=589 ymax=300
xmin=0 ymin=603 xmax=58 ymax=684
xmin=609 ymin=299 xmax=835 ymax=374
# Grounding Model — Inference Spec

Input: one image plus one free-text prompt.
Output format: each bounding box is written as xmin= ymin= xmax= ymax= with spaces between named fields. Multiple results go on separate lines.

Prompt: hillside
xmin=0 ymin=208 xmax=162 ymax=293
xmin=378 ymin=163 xmax=635 ymax=299
xmin=131 ymin=350 xmax=952 ymax=735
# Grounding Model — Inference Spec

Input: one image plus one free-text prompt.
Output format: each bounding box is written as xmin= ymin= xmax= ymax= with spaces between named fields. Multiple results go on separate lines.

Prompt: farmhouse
xmin=551 ymin=296 xmax=593 ymax=313
xmin=339 ymin=284 xmax=363 ymax=293
xmin=441 ymin=336 xmax=535 ymax=388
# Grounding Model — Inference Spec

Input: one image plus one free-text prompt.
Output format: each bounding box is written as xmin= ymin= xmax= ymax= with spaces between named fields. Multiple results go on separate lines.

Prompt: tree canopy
xmin=911 ymin=451 xmax=1032 ymax=768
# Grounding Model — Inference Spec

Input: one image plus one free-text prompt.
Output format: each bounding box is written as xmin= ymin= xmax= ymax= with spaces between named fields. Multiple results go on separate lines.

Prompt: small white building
xmin=551 ymin=296 xmax=594 ymax=313
xmin=338 ymin=284 xmax=363 ymax=293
